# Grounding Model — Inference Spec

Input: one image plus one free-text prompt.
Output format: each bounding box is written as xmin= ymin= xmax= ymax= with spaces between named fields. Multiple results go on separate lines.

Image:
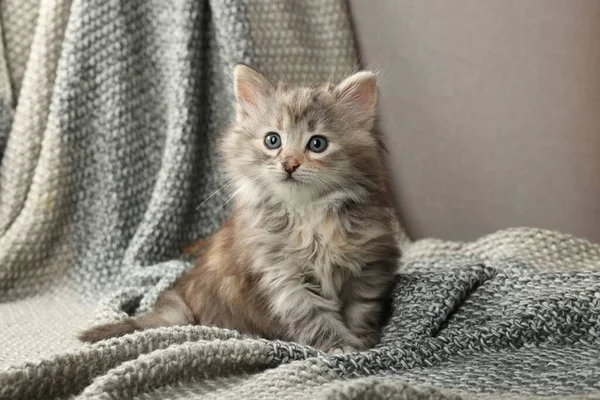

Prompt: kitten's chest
xmin=286 ymin=213 xmax=352 ymax=263
xmin=270 ymin=211 xmax=363 ymax=296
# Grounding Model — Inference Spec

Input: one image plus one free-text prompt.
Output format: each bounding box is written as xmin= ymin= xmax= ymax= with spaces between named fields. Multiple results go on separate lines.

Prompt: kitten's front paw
xmin=327 ymin=345 xmax=357 ymax=355
xmin=357 ymin=331 xmax=380 ymax=349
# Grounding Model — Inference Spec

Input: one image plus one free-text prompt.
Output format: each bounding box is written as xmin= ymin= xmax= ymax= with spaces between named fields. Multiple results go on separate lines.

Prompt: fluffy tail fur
xmin=78 ymin=290 xmax=194 ymax=343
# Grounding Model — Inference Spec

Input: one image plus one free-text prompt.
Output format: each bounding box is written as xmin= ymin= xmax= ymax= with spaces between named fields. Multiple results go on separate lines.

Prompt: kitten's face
xmin=221 ymin=66 xmax=383 ymax=207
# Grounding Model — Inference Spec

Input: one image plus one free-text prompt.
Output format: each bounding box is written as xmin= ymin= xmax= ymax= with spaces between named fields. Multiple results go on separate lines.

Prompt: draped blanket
xmin=1 ymin=1 xmax=600 ymax=399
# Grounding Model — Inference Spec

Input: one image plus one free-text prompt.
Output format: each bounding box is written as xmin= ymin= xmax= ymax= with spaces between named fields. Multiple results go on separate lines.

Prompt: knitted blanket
xmin=2 ymin=1 xmax=600 ymax=399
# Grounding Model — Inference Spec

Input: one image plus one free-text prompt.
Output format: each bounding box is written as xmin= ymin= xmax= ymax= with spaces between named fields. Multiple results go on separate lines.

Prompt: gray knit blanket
xmin=1 ymin=1 xmax=600 ymax=399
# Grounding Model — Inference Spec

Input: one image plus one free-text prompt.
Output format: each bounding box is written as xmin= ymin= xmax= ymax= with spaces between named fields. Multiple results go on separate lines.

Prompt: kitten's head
xmin=221 ymin=65 xmax=386 ymax=207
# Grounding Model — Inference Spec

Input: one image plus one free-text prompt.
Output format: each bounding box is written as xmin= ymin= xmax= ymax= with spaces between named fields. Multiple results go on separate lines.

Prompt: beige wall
xmin=350 ymin=0 xmax=600 ymax=243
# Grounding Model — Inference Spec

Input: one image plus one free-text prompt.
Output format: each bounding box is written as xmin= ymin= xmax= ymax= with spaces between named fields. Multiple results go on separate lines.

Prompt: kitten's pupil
xmin=264 ymin=132 xmax=281 ymax=149
xmin=307 ymin=136 xmax=328 ymax=153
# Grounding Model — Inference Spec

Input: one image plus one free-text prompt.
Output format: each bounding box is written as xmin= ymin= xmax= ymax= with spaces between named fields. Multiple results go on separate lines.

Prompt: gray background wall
xmin=350 ymin=0 xmax=600 ymax=243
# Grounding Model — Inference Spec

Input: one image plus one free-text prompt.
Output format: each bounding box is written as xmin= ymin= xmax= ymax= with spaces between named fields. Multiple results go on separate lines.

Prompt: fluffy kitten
xmin=79 ymin=65 xmax=400 ymax=352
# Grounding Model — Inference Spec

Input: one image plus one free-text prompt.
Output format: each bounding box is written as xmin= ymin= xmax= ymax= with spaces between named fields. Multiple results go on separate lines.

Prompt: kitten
xmin=79 ymin=65 xmax=400 ymax=353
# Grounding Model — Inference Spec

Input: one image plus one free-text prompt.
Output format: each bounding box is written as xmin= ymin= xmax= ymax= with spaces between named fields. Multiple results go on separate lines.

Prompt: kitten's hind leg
xmin=78 ymin=290 xmax=194 ymax=343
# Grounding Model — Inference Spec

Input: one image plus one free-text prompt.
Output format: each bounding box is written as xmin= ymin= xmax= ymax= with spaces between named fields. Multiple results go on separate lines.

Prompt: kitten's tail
xmin=78 ymin=290 xmax=194 ymax=343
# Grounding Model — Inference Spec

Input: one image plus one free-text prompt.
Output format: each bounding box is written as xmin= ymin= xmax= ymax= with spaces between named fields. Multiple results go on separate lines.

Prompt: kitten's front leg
xmin=342 ymin=261 xmax=397 ymax=348
xmin=268 ymin=277 xmax=364 ymax=352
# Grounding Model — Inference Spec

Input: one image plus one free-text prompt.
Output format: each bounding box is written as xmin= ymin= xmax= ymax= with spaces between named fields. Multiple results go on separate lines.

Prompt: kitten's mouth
xmin=283 ymin=175 xmax=300 ymax=184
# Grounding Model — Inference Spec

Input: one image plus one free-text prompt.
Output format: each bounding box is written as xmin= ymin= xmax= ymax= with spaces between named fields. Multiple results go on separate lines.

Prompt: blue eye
xmin=307 ymin=136 xmax=328 ymax=153
xmin=264 ymin=132 xmax=281 ymax=149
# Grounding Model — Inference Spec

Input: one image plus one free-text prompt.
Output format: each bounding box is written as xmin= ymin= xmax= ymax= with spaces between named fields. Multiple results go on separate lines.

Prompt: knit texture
xmin=1 ymin=1 xmax=600 ymax=399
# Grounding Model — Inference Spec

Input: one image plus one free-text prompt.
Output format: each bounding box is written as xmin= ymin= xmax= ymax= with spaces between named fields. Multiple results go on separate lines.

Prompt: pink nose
xmin=282 ymin=160 xmax=301 ymax=175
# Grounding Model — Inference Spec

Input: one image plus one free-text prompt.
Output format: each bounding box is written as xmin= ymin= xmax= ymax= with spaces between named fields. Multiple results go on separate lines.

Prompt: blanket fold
xmin=1 ymin=0 xmax=600 ymax=399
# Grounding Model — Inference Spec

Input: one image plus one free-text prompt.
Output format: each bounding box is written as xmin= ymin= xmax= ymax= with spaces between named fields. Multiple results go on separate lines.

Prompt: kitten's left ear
xmin=233 ymin=64 xmax=273 ymax=115
xmin=334 ymin=71 xmax=378 ymax=130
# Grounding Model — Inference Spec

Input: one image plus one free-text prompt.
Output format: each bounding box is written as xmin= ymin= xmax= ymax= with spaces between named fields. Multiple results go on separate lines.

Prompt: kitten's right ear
xmin=233 ymin=65 xmax=272 ymax=114
xmin=334 ymin=71 xmax=378 ymax=130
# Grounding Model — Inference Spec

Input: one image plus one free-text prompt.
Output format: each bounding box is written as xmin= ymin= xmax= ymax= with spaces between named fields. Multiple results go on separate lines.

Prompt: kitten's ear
xmin=233 ymin=65 xmax=272 ymax=114
xmin=334 ymin=71 xmax=378 ymax=129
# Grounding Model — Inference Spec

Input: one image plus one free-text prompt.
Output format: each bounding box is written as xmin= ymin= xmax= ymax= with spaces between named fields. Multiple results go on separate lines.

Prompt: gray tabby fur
xmin=79 ymin=66 xmax=400 ymax=352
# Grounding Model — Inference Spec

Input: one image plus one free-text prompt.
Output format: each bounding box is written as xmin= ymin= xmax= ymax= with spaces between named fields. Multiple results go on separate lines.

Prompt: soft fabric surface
xmin=1 ymin=1 xmax=600 ymax=399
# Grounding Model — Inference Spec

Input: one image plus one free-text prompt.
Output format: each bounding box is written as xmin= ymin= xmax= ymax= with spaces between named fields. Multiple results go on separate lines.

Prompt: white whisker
xmin=208 ymin=191 xmax=237 ymax=225
xmin=205 ymin=175 xmax=264 ymax=227
xmin=196 ymin=179 xmax=234 ymax=210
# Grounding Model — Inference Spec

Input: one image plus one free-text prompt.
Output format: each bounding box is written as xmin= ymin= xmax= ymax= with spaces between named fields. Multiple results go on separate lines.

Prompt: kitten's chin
xmin=272 ymin=179 xmax=320 ymax=205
